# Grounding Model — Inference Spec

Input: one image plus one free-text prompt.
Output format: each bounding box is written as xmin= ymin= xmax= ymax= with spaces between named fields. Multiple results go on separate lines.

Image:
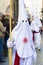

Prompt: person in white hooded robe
xmin=7 ymin=0 xmax=37 ymax=65
xmin=31 ymin=15 xmax=42 ymax=50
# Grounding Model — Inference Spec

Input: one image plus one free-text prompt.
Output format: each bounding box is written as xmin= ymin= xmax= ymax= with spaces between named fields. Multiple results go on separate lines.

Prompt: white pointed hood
xmin=18 ymin=0 xmax=28 ymax=23
xmin=11 ymin=0 xmax=34 ymax=58
xmin=14 ymin=0 xmax=28 ymax=31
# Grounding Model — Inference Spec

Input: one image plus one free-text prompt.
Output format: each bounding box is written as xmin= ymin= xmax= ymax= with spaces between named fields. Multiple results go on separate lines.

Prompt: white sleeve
xmin=7 ymin=29 xmax=15 ymax=48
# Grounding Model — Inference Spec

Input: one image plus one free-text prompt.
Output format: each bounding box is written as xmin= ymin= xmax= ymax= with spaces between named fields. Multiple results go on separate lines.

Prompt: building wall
xmin=24 ymin=0 xmax=42 ymax=19
xmin=0 ymin=0 xmax=18 ymax=20
xmin=12 ymin=0 xmax=18 ymax=20
xmin=0 ymin=0 xmax=10 ymax=14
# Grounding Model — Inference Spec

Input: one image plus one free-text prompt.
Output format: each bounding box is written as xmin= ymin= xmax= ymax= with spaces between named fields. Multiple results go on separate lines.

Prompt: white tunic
xmin=7 ymin=21 xmax=37 ymax=58
xmin=31 ymin=18 xmax=42 ymax=48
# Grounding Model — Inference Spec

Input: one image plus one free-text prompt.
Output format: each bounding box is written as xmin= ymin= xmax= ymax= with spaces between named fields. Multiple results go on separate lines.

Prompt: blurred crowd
xmin=0 ymin=13 xmax=17 ymax=63
xmin=0 ymin=13 xmax=10 ymax=63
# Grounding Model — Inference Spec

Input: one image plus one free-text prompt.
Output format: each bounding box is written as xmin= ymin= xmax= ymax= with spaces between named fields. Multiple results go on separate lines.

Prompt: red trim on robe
xmin=14 ymin=52 xmax=20 ymax=65
xmin=32 ymin=31 xmax=39 ymax=41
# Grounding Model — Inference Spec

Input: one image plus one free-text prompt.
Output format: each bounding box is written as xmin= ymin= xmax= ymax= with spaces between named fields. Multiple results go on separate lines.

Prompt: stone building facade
xmin=0 ymin=0 xmax=43 ymax=21
xmin=0 ymin=0 xmax=18 ymax=20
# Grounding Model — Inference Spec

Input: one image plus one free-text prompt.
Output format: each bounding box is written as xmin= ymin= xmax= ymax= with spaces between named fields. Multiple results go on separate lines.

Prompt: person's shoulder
xmin=0 ymin=21 xmax=3 ymax=24
xmin=0 ymin=21 xmax=1 ymax=23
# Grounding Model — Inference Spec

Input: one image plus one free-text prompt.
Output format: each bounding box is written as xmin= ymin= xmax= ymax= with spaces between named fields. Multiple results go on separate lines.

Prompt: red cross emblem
xmin=23 ymin=37 xmax=28 ymax=43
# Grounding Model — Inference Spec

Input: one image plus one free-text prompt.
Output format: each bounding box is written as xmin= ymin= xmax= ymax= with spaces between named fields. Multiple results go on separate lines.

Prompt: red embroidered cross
xmin=23 ymin=37 xmax=28 ymax=43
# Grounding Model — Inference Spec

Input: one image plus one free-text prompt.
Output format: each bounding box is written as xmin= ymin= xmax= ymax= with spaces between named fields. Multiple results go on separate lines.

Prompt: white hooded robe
xmin=7 ymin=0 xmax=37 ymax=65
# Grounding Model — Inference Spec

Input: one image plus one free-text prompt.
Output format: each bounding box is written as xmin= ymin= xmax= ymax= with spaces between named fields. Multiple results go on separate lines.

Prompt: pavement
xmin=0 ymin=33 xmax=43 ymax=65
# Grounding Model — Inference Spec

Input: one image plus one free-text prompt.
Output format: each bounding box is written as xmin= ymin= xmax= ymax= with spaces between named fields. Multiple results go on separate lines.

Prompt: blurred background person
xmin=0 ymin=13 xmax=6 ymax=62
xmin=30 ymin=14 xmax=42 ymax=50
xmin=1 ymin=15 xmax=10 ymax=57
